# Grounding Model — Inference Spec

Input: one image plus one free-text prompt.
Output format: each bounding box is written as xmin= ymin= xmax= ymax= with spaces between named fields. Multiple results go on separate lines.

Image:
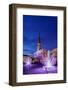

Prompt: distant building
xmin=50 ymin=48 xmax=57 ymax=57
xmin=50 ymin=48 xmax=57 ymax=66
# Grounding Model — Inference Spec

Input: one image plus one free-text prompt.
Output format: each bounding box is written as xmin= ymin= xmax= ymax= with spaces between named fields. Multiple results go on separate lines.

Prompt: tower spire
xmin=37 ymin=33 xmax=41 ymax=51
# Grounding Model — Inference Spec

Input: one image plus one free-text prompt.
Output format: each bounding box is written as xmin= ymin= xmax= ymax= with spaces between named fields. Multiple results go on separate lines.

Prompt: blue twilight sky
xmin=23 ymin=15 xmax=57 ymax=55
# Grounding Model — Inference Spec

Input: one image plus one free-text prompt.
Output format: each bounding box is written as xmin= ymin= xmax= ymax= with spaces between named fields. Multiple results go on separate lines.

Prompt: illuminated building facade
xmin=23 ymin=33 xmax=57 ymax=66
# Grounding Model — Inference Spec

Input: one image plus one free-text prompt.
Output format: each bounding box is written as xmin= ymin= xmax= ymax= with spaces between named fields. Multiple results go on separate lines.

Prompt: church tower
xmin=37 ymin=33 xmax=41 ymax=51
